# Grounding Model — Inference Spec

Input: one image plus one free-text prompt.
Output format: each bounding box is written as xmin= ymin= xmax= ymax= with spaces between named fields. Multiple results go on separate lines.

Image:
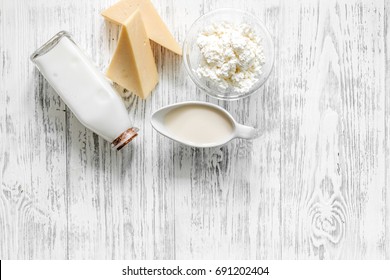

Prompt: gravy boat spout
xmin=151 ymin=101 xmax=260 ymax=148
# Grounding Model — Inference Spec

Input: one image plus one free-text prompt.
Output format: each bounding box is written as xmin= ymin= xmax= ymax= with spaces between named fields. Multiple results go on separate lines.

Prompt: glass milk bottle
xmin=31 ymin=31 xmax=138 ymax=150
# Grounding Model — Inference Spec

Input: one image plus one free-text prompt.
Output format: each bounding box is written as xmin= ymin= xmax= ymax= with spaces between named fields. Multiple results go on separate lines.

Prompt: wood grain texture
xmin=385 ymin=0 xmax=390 ymax=261
xmin=0 ymin=0 xmax=389 ymax=259
xmin=280 ymin=0 xmax=387 ymax=259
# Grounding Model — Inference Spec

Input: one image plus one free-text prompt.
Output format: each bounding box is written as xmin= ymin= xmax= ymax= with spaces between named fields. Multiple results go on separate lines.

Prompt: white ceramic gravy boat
xmin=151 ymin=101 xmax=260 ymax=148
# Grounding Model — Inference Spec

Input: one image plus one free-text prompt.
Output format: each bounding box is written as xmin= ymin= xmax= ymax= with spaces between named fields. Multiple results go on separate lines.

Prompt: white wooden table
xmin=1 ymin=0 xmax=389 ymax=259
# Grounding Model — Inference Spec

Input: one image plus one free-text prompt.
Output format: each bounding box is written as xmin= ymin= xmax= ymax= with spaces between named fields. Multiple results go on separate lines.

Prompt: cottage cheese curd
xmin=196 ymin=22 xmax=265 ymax=93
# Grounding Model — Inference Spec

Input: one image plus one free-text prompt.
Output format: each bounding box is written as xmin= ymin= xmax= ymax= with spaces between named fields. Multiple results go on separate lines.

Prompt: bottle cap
xmin=112 ymin=127 xmax=139 ymax=150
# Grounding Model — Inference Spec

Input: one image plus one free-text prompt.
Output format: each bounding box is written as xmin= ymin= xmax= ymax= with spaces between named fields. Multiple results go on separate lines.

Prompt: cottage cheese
xmin=196 ymin=22 xmax=265 ymax=93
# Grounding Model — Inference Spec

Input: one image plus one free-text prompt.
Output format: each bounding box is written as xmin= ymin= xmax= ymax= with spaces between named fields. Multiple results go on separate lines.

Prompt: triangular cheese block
xmin=106 ymin=10 xmax=159 ymax=99
xmin=101 ymin=0 xmax=182 ymax=55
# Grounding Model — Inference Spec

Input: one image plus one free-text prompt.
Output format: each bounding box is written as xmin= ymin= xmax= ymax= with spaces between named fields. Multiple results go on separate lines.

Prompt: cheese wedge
xmin=101 ymin=0 xmax=182 ymax=55
xmin=106 ymin=10 xmax=158 ymax=99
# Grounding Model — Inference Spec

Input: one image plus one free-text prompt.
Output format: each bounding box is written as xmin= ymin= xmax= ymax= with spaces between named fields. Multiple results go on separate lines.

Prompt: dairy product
xmin=106 ymin=10 xmax=158 ymax=99
xmin=163 ymin=104 xmax=234 ymax=146
xmin=102 ymin=0 xmax=182 ymax=55
xmin=31 ymin=31 xmax=138 ymax=150
xmin=196 ymin=22 xmax=265 ymax=93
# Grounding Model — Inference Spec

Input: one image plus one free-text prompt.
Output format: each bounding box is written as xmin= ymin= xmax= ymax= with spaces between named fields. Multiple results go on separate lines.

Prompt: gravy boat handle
xmin=235 ymin=123 xmax=261 ymax=139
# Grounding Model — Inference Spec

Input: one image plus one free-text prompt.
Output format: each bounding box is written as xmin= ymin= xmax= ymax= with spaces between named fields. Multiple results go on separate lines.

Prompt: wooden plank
xmin=64 ymin=0 xmax=127 ymax=259
xmin=280 ymin=0 xmax=387 ymax=259
xmin=65 ymin=0 xmax=179 ymax=259
xmin=0 ymin=0 xmax=68 ymax=259
xmin=385 ymin=0 xmax=390 ymax=260
xmin=173 ymin=0 xmax=282 ymax=259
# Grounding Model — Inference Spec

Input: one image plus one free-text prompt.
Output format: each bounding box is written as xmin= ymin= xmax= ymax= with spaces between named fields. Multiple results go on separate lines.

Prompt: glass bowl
xmin=183 ymin=8 xmax=274 ymax=100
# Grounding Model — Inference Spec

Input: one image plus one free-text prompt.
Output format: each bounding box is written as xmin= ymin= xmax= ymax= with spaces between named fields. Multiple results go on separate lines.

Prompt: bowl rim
xmin=183 ymin=8 xmax=275 ymax=101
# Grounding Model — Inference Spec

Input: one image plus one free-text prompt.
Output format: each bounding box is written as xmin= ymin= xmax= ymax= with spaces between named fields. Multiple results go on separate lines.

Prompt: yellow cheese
xmin=101 ymin=0 xmax=182 ymax=55
xmin=106 ymin=10 xmax=158 ymax=99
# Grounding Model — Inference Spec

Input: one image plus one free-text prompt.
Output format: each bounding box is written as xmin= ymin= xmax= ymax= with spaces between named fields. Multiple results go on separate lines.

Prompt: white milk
xmin=163 ymin=104 xmax=234 ymax=146
xmin=31 ymin=31 xmax=137 ymax=150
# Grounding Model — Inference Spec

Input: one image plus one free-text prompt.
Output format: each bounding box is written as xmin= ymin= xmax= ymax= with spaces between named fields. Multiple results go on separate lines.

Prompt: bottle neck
xmin=112 ymin=127 xmax=139 ymax=150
